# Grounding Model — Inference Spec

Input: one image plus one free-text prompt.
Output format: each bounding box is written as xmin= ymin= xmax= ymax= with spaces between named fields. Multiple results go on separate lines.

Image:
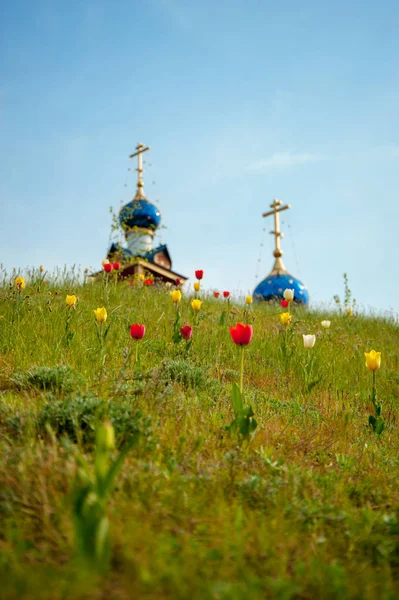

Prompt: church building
xmin=107 ymin=143 xmax=187 ymax=284
xmin=253 ymin=198 xmax=309 ymax=304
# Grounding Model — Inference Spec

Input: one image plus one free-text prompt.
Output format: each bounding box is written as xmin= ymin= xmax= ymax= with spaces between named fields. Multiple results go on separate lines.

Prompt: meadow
xmin=0 ymin=267 xmax=398 ymax=600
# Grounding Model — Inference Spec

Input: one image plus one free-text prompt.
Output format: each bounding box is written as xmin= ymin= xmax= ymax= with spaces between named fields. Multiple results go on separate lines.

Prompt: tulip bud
xmin=96 ymin=420 xmax=115 ymax=452
xmin=191 ymin=299 xmax=202 ymax=312
xmin=283 ymin=289 xmax=294 ymax=302
xmin=180 ymin=325 xmax=193 ymax=340
xmin=66 ymin=294 xmax=78 ymax=308
xmin=364 ymin=350 xmax=381 ymax=371
xmin=94 ymin=307 xmax=107 ymax=323
xmin=279 ymin=312 xmax=291 ymax=326
xmin=170 ymin=290 xmax=182 ymax=303
xmin=245 ymin=295 xmax=252 ymax=305
xmin=15 ymin=276 xmax=26 ymax=291
xmin=302 ymin=334 xmax=316 ymax=349
xmin=194 ymin=282 xmax=200 ymax=292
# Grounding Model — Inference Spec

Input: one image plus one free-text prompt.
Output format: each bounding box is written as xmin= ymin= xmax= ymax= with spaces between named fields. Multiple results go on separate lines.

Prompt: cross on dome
xmin=262 ymin=197 xmax=291 ymax=275
xmin=129 ymin=143 xmax=150 ymax=200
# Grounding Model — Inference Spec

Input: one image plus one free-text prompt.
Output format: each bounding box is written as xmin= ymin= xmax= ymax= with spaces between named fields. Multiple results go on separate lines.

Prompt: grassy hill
xmin=0 ymin=270 xmax=398 ymax=599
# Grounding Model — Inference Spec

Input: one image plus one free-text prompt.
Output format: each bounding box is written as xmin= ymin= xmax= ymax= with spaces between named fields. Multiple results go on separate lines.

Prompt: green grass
xmin=0 ymin=271 xmax=398 ymax=599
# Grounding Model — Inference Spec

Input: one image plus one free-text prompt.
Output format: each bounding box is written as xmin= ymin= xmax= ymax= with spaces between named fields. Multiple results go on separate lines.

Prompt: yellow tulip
xmin=191 ymin=299 xmax=202 ymax=312
xmin=246 ymin=295 xmax=253 ymax=305
xmin=345 ymin=307 xmax=353 ymax=317
xmin=170 ymin=290 xmax=182 ymax=303
xmin=365 ymin=350 xmax=381 ymax=371
xmin=66 ymin=294 xmax=77 ymax=308
xmin=194 ymin=282 xmax=200 ymax=292
xmin=139 ymin=273 xmax=145 ymax=281
xmin=94 ymin=307 xmax=107 ymax=323
xmin=280 ymin=312 xmax=291 ymax=326
xmin=15 ymin=276 xmax=25 ymax=290
xmin=39 ymin=265 xmax=44 ymax=273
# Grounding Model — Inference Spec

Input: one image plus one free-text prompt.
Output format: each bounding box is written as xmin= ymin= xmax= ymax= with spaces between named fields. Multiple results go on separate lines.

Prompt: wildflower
xmin=365 ymin=350 xmax=381 ymax=371
xmin=139 ymin=273 xmax=145 ymax=281
xmin=230 ymin=323 xmax=253 ymax=346
xmin=191 ymin=299 xmax=202 ymax=312
xmin=195 ymin=270 xmax=204 ymax=280
xmin=214 ymin=291 xmax=220 ymax=298
xmin=180 ymin=325 xmax=193 ymax=340
xmin=303 ymin=334 xmax=316 ymax=349
xmin=321 ymin=320 xmax=331 ymax=328
xmin=280 ymin=312 xmax=292 ymax=326
xmin=194 ymin=282 xmax=200 ymax=292
xmin=245 ymin=295 xmax=252 ymax=305
xmin=94 ymin=307 xmax=107 ymax=323
xmin=102 ymin=259 xmax=110 ymax=266
xmin=39 ymin=265 xmax=44 ymax=273
xmin=170 ymin=290 xmax=182 ymax=303
xmin=130 ymin=323 xmax=146 ymax=340
xmin=280 ymin=300 xmax=289 ymax=308
xmin=15 ymin=276 xmax=25 ymax=290
xmin=103 ymin=263 xmax=113 ymax=273
xmin=223 ymin=291 xmax=230 ymax=298
xmin=66 ymin=294 xmax=77 ymax=308
xmin=283 ymin=289 xmax=294 ymax=302
xmin=112 ymin=262 xmax=121 ymax=270
xmin=144 ymin=279 xmax=154 ymax=286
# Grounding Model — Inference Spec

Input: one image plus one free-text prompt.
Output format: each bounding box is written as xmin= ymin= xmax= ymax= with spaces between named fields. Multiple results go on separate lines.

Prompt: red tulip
xmin=223 ymin=291 xmax=230 ymax=298
xmin=180 ymin=325 xmax=193 ymax=340
xmin=130 ymin=323 xmax=146 ymax=340
xmin=175 ymin=278 xmax=182 ymax=286
xmin=280 ymin=300 xmax=289 ymax=308
xmin=213 ymin=291 xmax=220 ymax=298
xmin=230 ymin=323 xmax=253 ymax=346
xmin=113 ymin=262 xmax=121 ymax=270
xmin=103 ymin=263 xmax=113 ymax=273
xmin=195 ymin=270 xmax=204 ymax=280
xmin=144 ymin=278 xmax=154 ymax=286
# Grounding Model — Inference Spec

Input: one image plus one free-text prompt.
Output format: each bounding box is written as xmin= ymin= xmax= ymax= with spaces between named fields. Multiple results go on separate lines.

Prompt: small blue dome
xmin=254 ymin=273 xmax=309 ymax=304
xmin=119 ymin=199 xmax=161 ymax=231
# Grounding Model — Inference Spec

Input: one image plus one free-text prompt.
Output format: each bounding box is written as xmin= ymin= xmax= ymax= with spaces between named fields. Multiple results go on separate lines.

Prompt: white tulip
xmin=303 ymin=334 xmax=316 ymax=349
xmin=321 ymin=320 xmax=331 ymax=329
xmin=283 ymin=288 xmax=294 ymax=302
xmin=102 ymin=258 xmax=110 ymax=266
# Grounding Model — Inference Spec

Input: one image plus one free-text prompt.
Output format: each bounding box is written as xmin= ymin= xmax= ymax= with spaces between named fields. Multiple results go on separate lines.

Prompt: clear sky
xmin=1 ymin=0 xmax=398 ymax=312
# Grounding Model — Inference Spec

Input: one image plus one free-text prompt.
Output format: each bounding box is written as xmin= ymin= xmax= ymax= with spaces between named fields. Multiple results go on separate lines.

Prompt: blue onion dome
xmin=119 ymin=198 xmax=161 ymax=232
xmin=254 ymin=273 xmax=309 ymax=304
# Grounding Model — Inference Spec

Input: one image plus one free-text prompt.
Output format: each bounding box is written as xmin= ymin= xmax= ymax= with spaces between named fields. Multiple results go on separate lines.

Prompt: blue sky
xmin=1 ymin=0 xmax=399 ymax=311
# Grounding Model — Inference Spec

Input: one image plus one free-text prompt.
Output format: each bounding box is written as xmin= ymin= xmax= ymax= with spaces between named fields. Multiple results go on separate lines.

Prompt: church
xmin=253 ymin=198 xmax=309 ymax=304
xmin=107 ymin=143 xmax=187 ymax=285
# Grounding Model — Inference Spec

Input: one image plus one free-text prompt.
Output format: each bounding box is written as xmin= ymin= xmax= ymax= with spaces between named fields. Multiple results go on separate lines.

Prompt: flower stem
xmin=239 ymin=345 xmax=245 ymax=394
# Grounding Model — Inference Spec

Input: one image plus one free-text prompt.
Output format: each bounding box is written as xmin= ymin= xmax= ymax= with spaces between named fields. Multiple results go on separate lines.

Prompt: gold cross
xmin=262 ymin=198 xmax=291 ymax=274
xmin=129 ymin=143 xmax=150 ymax=199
